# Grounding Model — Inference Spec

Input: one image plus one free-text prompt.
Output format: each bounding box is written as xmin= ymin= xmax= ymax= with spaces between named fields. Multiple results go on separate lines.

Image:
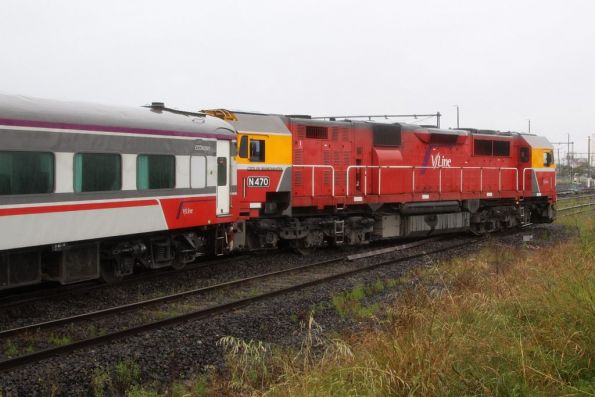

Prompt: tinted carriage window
xmin=217 ymin=157 xmax=227 ymax=186
xmin=137 ymin=154 xmax=175 ymax=190
xmin=493 ymin=141 xmax=510 ymax=156
xmin=74 ymin=153 xmax=121 ymax=192
xmin=474 ymin=140 xmax=492 ymax=156
xmin=249 ymin=140 xmax=265 ymax=162
xmin=0 ymin=151 xmax=54 ymax=195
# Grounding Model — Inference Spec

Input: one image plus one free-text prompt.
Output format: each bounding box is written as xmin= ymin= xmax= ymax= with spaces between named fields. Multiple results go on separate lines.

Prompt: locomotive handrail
xmin=346 ymin=165 xmax=519 ymax=197
xmin=293 ymin=164 xmax=335 ymax=197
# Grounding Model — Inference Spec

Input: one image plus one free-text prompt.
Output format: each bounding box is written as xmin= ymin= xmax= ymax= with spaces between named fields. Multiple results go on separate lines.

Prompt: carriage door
xmin=216 ymin=140 xmax=231 ymax=215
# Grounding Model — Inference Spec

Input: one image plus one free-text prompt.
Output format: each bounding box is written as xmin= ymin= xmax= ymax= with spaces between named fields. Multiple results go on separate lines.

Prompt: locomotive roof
xmin=0 ymin=93 xmax=236 ymax=139
xmin=225 ymin=111 xmax=292 ymax=135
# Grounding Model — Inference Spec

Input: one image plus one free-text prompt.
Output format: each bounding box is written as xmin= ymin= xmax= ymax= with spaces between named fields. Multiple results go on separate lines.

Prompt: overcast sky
xmin=1 ymin=0 xmax=594 ymax=156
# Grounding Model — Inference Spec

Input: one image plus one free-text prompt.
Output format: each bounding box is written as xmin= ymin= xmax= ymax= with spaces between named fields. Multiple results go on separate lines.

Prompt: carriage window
xmin=0 ymin=151 xmax=54 ymax=195
xmin=238 ymin=135 xmax=249 ymax=158
xmin=137 ymin=154 xmax=175 ymax=190
xmin=74 ymin=153 xmax=121 ymax=192
xmin=217 ymin=157 xmax=227 ymax=186
xmin=191 ymin=156 xmax=206 ymax=188
xmin=249 ymin=139 xmax=265 ymax=162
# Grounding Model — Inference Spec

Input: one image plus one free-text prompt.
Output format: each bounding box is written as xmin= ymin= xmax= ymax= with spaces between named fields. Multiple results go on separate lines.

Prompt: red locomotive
xmin=218 ymin=112 xmax=556 ymax=250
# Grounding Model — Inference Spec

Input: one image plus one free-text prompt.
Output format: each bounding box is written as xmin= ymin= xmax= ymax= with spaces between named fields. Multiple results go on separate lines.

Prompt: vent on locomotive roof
xmin=306 ymin=126 xmax=328 ymax=139
xmin=372 ymin=124 xmax=401 ymax=147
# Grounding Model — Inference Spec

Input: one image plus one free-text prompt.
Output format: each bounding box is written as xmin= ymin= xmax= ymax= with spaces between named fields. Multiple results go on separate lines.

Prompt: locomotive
xmin=206 ymin=111 xmax=556 ymax=251
xmin=0 ymin=94 xmax=556 ymax=291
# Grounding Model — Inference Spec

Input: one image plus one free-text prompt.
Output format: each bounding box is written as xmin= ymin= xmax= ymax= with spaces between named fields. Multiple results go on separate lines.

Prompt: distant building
xmin=591 ymin=134 xmax=595 ymax=166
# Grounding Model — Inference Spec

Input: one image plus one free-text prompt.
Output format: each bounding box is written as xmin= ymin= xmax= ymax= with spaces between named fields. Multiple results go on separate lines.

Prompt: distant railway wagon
xmin=0 ymin=95 xmax=237 ymax=290
xmin=210 ymin=111 xmax=556 ymax=250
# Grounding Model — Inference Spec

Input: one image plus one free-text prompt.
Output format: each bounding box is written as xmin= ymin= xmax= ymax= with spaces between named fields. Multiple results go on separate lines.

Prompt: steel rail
xmin=557 ymin=193 xmax=595 ymax=201
xmin=0 ymin=237 xmax=462 ymax=372
xmin=0 ymin=239 xmax=436 ymax=338
xmin=0 ymin=254 xmax=243 ymax=310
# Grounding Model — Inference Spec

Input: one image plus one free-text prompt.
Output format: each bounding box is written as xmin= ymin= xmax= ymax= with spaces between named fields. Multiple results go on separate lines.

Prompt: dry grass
xmin=232 ymin=216 xmax=594 ymax=396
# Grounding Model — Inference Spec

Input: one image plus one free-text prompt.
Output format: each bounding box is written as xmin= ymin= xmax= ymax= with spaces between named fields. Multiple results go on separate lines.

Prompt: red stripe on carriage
xmin=0 ymin=199 xmax=159 ymax=216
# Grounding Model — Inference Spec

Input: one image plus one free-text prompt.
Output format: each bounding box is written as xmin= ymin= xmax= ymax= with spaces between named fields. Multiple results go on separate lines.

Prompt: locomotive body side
xmin=223 ymin=111 xmax=556 ymax=249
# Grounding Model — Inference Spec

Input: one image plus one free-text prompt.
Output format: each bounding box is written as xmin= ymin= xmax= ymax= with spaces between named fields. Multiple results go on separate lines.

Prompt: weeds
xmin=3 ymin=339 xmax=17 ymax=358
xmin=48 ymin=334 xmax=72 ymax=347
xmin=113 ymin=359 xmax=141 ymax=394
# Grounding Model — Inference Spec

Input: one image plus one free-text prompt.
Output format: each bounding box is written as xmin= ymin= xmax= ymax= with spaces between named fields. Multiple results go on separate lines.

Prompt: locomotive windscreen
xmin=372 ymin=124 xmax=401 ymax=147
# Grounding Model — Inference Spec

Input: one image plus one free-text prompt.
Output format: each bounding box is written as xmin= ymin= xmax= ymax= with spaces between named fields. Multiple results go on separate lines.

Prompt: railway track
xmin=0 ymin=254 xmax=243 ymax=310
xmin=556 ymin=193 xmax=595 ymax=216
xmin=0 ymin=236 xmax=467 ymax=372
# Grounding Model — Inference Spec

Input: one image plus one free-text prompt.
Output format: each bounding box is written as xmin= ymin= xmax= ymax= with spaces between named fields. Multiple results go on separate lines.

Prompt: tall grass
xmin=237 ymin=216 xmax=595 ymax=396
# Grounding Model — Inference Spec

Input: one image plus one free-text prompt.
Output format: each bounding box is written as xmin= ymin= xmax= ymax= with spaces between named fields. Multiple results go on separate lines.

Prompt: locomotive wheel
xmin=100 ymin=259 xmax=124 ymax=284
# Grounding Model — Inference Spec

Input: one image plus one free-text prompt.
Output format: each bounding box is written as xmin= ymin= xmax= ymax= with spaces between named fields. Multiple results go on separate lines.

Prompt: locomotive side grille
xmin=332 ymin=128 xmax=339 ymax=141
xmin=342 ymin=128 xmax=349 ymax=141
xmin=294 ymin=170 xmax=303 ymax=186
xmin=323 ymin=150 xmax=331 ymax=165
xmin=333 ymin=151 xmax=341 ymax=165
xmin=306 ymin=126 xmax=328 ymax=139
xmin=344 ymin=151 xmax=350 ymax=166
xmin=335 ymin=170 xmax=343 ymax=186
xmin=294 ymin=149 xmax=303 ymax=164
xmin=356 ymin=146 xmax=363 ymax=155
xmin=296 ymin=125 xmax=306 ymax=140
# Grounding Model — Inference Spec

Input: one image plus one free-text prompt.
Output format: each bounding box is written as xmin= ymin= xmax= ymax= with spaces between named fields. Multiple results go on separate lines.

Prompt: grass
xmin=216 ymin=214 xmax=595 ymax=396
xmin=48 ymin=334 xmax=72 ymax=347
xmin=3 ymin=339 xmax=17 ymax=358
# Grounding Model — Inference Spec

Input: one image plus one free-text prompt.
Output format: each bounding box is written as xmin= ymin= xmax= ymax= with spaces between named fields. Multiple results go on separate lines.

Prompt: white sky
xmin=1 ymin=0 xmax=594 ymax=157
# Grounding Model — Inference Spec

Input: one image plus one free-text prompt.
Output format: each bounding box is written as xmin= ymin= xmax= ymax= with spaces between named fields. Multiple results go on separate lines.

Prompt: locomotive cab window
xmin=238 ymin=135 xmax=249 ymax=158
xmin=249 ymin=139 xmax=265 ymax=162
xmin=544 ymin=151 xmax=554 ymax=167
xmin=74 ymin=153 xmax=121 ymax=192
xmin=137 ymin=154 xmax=175 ymax=190
xmin=0 ymin=151 xmax=54 ymax=195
